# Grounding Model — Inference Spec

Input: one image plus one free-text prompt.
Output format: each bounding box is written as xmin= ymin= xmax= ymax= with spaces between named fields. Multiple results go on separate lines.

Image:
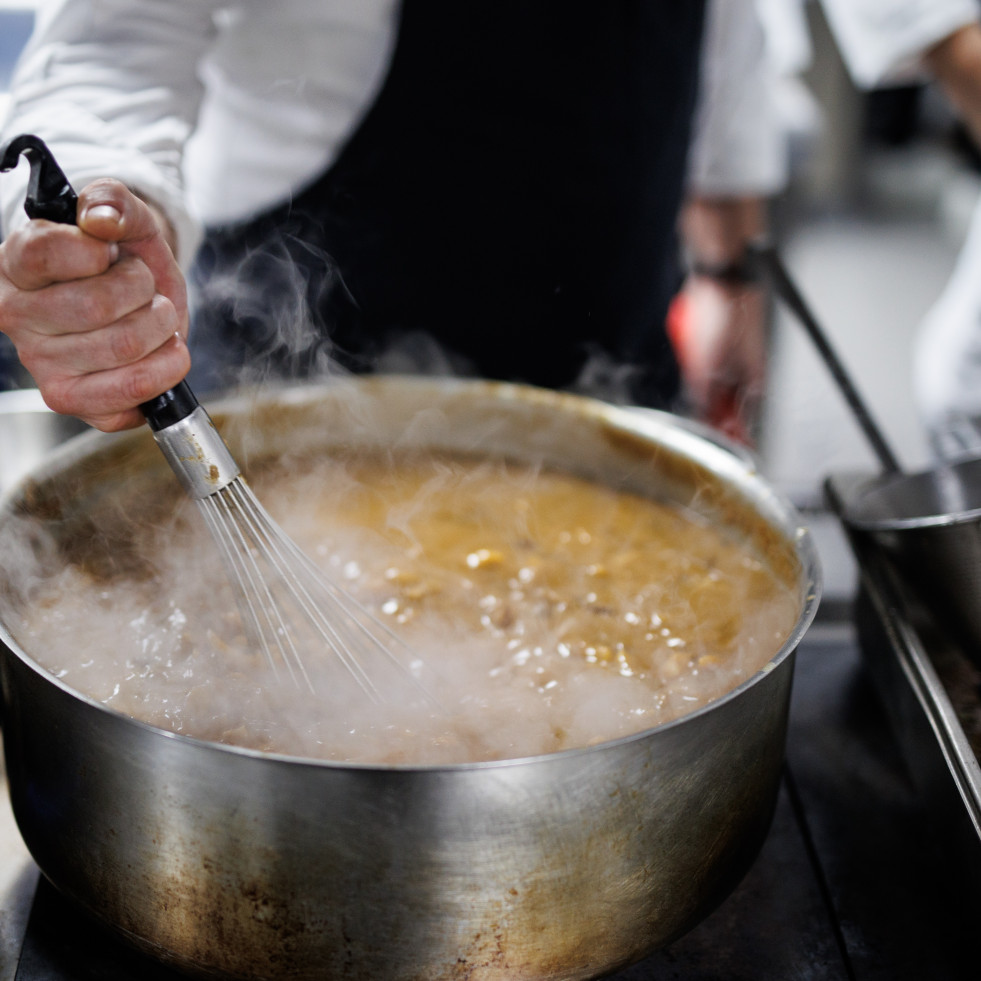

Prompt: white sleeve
xmin=0 ymin=0 xmax=219 ymax=265
xmin=818 ymin=0 xmax=979 ymax=90
xmin=687 ymin=0 xmax=788 ymax=198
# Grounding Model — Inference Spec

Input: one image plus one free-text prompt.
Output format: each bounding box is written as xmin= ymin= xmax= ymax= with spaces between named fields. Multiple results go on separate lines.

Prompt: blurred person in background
xmin=673 ymin=0 xmax=814 ymax=443
xmin=818 ymin=0 xmax=981 ymax=458
xmin=0 ymin=1 xmax=785 ymax=437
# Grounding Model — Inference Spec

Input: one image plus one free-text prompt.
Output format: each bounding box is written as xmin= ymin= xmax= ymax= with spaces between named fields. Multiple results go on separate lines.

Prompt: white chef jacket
xmin=0 ymin=0 xmax=786 ymax=268
xmin=686 ymin=0 xmax=787 ymax=198
xmin=819 ymin=0 xmax=979 ymax=88
xmin=1 ymin=0 xmax=400 ymax=264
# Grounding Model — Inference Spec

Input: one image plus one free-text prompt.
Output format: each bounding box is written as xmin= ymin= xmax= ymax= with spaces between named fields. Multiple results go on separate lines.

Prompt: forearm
xmin=680 ymin=195 xmax=768 ymax=274
xmin=924 ymin=21 xmax=981 ymax=149
xmin=672 ymin=195 xmax=769 ymax=442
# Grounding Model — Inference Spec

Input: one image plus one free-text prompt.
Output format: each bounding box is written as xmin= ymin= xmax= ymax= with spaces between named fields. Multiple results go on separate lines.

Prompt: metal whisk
xmin=141 ymin=384 xmax=428 ymax=699
xmin=1 ymin=134 xmax=427 ymax=701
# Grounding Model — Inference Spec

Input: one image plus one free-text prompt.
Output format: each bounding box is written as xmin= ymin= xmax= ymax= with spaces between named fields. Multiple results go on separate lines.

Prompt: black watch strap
xmin=689 ymin=255 xmax=760 ymax=286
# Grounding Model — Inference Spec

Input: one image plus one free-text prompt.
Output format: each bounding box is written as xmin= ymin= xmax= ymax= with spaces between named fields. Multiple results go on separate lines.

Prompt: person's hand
xmin=0 ymin=178 xmax=189 ymax=431
xmin=667 ymin=275 xmax=767 ymax=446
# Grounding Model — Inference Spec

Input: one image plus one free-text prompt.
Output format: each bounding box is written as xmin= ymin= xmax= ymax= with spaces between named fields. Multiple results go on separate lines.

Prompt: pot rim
xmin=0 ymin=376 xmax=823 ymax=772
xmin=839 ymin=456 xmax=981 ymax=532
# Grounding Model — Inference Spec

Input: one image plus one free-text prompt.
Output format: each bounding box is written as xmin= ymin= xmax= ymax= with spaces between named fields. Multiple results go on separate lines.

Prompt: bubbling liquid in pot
xmin=9 ymin=451 xmax=801 ymax=764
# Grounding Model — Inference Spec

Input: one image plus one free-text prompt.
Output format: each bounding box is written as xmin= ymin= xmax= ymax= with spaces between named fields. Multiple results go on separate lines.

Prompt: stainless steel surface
xmin=0 ymin=389 xmax=88 ymax=495
xmin=827 ymin=472 xmax=981 ymax=895
xmin=0 ymin=386 xmax=83 ymax=978
xmin=8 ymin=617 xmax=981 ymax=980
xmin=833 ymin=460 xmax=981 ymax=658
xmin=150 ymin=404 xmax=239 ymax=498
xmin=0 ymin=378 xmax=821 ymax=980
xmin=0 ymin=741 xmax=36 ymax=981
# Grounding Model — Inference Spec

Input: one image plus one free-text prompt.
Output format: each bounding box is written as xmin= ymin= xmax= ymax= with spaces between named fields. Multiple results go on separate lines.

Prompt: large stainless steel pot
xmin=0 ymin=377 xmax=821 ymax=980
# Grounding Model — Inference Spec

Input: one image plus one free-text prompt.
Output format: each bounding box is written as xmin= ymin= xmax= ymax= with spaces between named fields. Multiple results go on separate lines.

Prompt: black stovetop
xmin=5 ymin=611 xmax=979 ymax=980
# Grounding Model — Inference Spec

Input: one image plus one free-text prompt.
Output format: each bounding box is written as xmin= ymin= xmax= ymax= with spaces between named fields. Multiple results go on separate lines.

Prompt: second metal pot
xmin=834 ymin=457 xmax=981 ymax=659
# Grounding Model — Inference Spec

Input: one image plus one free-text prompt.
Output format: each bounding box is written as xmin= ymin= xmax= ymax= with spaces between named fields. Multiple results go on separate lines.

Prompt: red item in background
xmin=666 ymin=291 xmax=752 ymax=447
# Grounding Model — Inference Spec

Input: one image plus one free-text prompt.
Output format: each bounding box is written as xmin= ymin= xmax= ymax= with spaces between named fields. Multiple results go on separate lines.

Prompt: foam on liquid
xmin=5 ymin=451 xmax=801 ymax=763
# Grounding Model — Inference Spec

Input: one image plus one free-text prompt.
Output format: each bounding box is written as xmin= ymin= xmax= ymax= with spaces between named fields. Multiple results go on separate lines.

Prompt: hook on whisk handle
xmin=0 ymin=133 xmax=204 ymax=431
xmin=0 ymin=133 xmax=79 ymax=224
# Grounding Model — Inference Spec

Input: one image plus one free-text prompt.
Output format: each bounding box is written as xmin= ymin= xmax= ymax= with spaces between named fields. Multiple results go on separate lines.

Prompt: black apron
xmin=188 ymin=0 xmax=706 ymax=409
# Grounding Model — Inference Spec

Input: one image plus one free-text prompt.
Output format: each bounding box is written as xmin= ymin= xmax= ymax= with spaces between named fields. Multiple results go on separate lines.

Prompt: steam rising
xmin=189 ymin=234 xmax=352 ymax=394
xmin=0 ymin=442 xmax=800 ymax=765
xmin=187 ymin=231 xmax=660 ymax=407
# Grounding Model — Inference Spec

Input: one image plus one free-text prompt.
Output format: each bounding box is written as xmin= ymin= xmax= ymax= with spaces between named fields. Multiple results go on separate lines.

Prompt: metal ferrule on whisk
xmin=149 ymin=404 xmax=241 ymax=500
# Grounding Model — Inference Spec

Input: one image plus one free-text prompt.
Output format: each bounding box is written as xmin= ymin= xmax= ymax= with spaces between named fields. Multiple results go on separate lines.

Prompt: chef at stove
xmin=0 ymin=0 xmax=785 ymax=434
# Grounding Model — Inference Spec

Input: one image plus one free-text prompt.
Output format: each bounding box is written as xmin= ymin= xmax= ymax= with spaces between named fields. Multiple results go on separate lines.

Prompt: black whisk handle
xmin=139 ymin=382 xmax=201 ymax=431
xmin=2 ymin=133 xmax=201 ymax=431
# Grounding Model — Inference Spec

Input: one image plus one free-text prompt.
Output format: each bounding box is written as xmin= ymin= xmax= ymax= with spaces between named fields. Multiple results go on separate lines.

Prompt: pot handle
xmin=0 ymin=134 xmax=202 ymax=432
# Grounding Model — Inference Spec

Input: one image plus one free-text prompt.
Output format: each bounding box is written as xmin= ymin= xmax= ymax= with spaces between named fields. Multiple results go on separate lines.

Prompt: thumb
xmin=76 ymin=177 xmax=188 ymax=332
xmin=76 ymin=178 xmax=160 ymax=244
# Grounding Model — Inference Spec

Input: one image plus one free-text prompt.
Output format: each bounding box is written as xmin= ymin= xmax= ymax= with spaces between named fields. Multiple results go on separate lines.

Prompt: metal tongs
xmin=747 ymin=239 xmax=981 ymax=657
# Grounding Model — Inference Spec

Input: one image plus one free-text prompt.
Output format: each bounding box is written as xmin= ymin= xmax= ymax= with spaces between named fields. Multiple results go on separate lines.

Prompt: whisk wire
xmin=228 ymin=482 xmax=381 ymax=697
xmin=198 ymin=478 xmax=433 ymax=706
xmin=198 ymin=490 xmax=314 ymax=692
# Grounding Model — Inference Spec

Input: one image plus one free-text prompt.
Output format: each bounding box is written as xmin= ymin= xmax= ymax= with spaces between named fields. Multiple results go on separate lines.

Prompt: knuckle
xmin=119 ymin=363 xmax=163 ymax=406
xmin=92 ymin=412 xmax=137 ymax=434
xmin=118 ymin=256 xmax=157 ymax=298
xmin=18 ymin=332 xmax=55 ymax=376
xmin=107 ymin=322 xmax=147 ymax=366
xmin=84 ymin=176 xmax=126 ymax=194
xmin=78 ymin=260 xmax=153 ymax=330
xmin=16 ymin=227 xmax=59 ymax=277
xmin=106 ymin=293 xmax=179 ymax=368
xmin=151 ymin=293 xmax=180 ymax=330
xmin=107 ymin=251 xmax=144 ymax=281
xmin=72 ymin=288 xmax=118 ymax=331
xmin=41 ymin=382 xmax=77 ymax=418
xmin=18 ymin=225 xmax=108 ymax=284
